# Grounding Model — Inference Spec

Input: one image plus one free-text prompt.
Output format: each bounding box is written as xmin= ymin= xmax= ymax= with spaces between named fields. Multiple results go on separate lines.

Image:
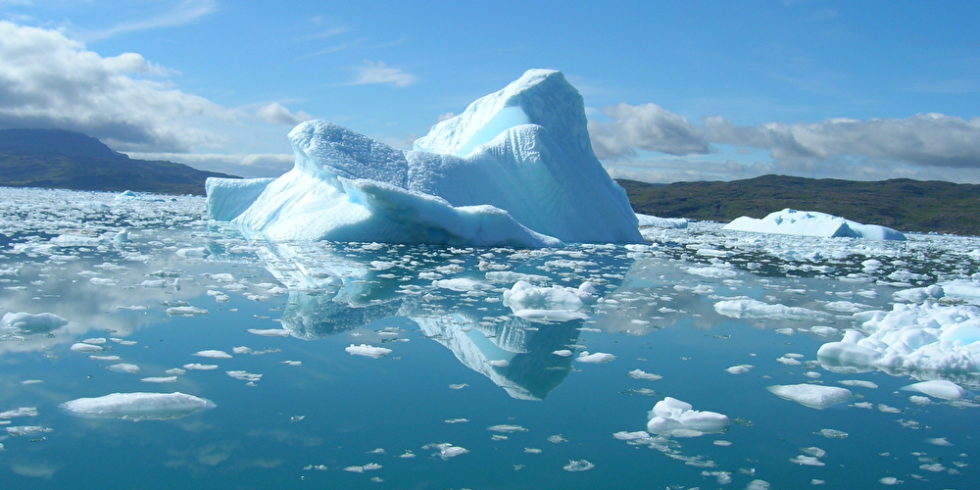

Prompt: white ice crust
xmin=724 ymin=209 xmax=906 ymax=241
xmin=646 ymin=397 xmax=729 ymax=437
xmin=207 ymin=69 xmax=641 ymax=247
xmin=60 ymin=392 xmax=214 ymax=421
xmin=767 ymin=384 xmax=852 ymax=409
xmin=817 ymin=302 xmax=980 ymax=376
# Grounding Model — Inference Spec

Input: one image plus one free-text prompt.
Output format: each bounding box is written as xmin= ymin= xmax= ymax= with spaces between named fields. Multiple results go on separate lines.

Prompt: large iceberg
xmin=207 ymin=69 xmax=641 ymax=247
xmin=724 ymin=209 xmax=906 ymax=240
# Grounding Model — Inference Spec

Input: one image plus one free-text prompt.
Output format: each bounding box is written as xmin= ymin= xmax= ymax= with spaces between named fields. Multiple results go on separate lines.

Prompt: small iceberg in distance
xmin=60 ymin=392 xmax=215 ymax=421
xmin=207 ymin=69 xmax=641 ymax=247
xmin=723 ymin=208 xmax=905 ymax=240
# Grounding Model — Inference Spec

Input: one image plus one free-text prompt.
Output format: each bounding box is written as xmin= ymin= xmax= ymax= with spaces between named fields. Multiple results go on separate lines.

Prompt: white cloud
xmin=589 ymin=102 xmax=980 ymax=182
xmin=349 ymin=60 xmax=416 ymax=87
xmin=0 ymin=21 xmax=232 ymax=152
xmin=256 ymin=103 xmax=312 ymax=126
xmin=86 ymin=0 xmax=218 ymax=41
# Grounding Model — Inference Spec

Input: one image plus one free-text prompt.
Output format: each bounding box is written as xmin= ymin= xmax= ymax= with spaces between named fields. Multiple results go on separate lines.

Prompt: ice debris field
xmin=0 ymin=70 xmax=979 ymax=488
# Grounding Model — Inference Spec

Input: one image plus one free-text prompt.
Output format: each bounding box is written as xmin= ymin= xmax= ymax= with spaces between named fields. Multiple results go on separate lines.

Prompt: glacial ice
xmin=646 ymin=397 xmax=729 ymax=437
xmin=817 ymin=303 xmax=980 ymax=376
xmin=724 ymin=209 xmax=906 ymax=241
xmin=60 ymin=392 xmax=214 ymax=421
xmin=207 ymin=69 xmax=641 ymax=247
xmin=636 ymin=214 xmax=688 ymax=229
xmin=900 ymin=380 xmax=966 ymax=400
xmin=502 ymin=280 xmax=593 ymax=323
xmin=767 ymin=384 xmax=852 ymax=409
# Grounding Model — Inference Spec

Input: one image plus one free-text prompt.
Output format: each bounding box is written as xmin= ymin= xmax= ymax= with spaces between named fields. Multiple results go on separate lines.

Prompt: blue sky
xmin=1 ymin=0 xmax=978 ymax=182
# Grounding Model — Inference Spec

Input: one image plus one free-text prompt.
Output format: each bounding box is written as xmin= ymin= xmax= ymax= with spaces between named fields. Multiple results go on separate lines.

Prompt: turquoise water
xmin=0 ymin=188 xmax=977 ymax=489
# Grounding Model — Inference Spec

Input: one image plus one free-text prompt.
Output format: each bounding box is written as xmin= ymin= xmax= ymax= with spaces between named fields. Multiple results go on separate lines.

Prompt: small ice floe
xmin=725 ymin=364 xmax=753 ymax=374
xmin=449 ymin=383 xmax=468 ymax=390
xmin=343 ymin=463 xmax=382 ymax=473
xmin=893 ymin=284 xmax=945 ymax=304
xmin=166 ymin=306 xmax=208 ymax=317
xmin=879 ymin=476 xmax=903 ymax=485
xmin=182 ymin=363 xmax=219 ymax=371
xmin=646 ymin=397 xmax=729 ymax=437
xmin=552 ymin=349 xmax=573 ymax=357
xmin=60 ymin=392 xmax=214 ymax=421
xmin=817 ymin=303 xmax=980 ymax=375
xmin=444 ymin=418 xmax=468 ymax=424
xmin=502 ymin=280 xmax=593 ymax=323
xmin=816 ymin=428 xmax=848 ymax=439
xmin=140 ymin=376 xmax=178 ymax=383
xmin=576 ymin=351 xmax=616 ymax=363
xmin=488 ymin=359 xmax=510 ymax=367
xmin=194 ymin=350 xmax=233 ymax=359
xmin=1 ymin=312 xmax=68 ymax=333
xmin=175 ymin=247 xmax=209 ymax=259
xmin=303 ymin=464 xmax=328 ymax=471
xmin=629 ymin=369 xmax=662 ymax=380
xmin=909 ymin=395 xmax=931 ymax=405
xmin=227 ymin=370 xmax=262 ymax=384
xmin=900 ymin=380 xmax=965 ymax=400
xmin=767 ymin=384 xmax=852 ymax=409
xmin=422 ymin=442 xmax=469 ymax=460
xmin=106 ymin=363 xmax=140 ymax=374
xmin=838 ymin=379 xmax=878 ymax=389
xmin=345 ymin=344 xmax=392 ymax=359
xmin=488 ymin=424 xmax=528 ymax=433
xmin=6 ymin=425 xmax=53 ymax=436
xmin=0 ymin=407 xmax=38 ymax=419
xmin=925 ymin=437 xmax=953 ymax=446
xmin=790 ymin=455 xmax=825 ymax=467
xmin=433 ymin=278 xmax=491 ymax=292
xmin=247 ymin=328 xmax=291 ymax=337
xmin=90 ymin=355 xmax=122 ymax=362
xmin=713 ymin=298 xmax=828 ymax=321
xmin=636 ymin=214 xmax=688 ymax=229
xmin=547 ymin=434 xmax=568 ymax=444
xmin=562 ymin=459 xmax=595 ymax=472
xmin=70 ymin=343 xmax=103 ymax=353
xmin=684 ymin=264 xmax=737 ymax=279
xmin=283 ymin=360 xmax=302 ymax=366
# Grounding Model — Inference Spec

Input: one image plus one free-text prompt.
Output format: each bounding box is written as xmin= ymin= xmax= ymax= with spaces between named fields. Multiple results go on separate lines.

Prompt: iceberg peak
xmin=413 ymin=69 xmax=592 ymax=158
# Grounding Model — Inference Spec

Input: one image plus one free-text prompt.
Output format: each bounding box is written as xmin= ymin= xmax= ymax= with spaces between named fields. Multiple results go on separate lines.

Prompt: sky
xmin=0 ymin=0 xmax=978 ymax=183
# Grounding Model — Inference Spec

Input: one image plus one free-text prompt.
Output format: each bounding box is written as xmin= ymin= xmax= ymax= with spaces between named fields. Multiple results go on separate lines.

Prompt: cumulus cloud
xmin=349 ymin=60 xmax=416 ymax=87
xmin=589 ymin=102 xmax=980 ymax=181
xmin=0 ymin=21 xmax=231 ymax=152
xmin=256 ymin=103 xmax=312 ymax=126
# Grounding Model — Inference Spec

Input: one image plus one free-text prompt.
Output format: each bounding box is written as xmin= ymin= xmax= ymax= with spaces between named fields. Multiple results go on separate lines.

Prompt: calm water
xmin=0 ymin=188 xmax=977 ymax=489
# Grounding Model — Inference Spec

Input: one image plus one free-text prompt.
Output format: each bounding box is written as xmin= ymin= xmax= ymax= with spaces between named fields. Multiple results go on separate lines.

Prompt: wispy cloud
xmin=86 ymin=0 xmax=218 ymax=41
xmin=348 ymin=60 xmax=416 ymax=87
xmin=256 ymin=102 xmax=312 ymax=126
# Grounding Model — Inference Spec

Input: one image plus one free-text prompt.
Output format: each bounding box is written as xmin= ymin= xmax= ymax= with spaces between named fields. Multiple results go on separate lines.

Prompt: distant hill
xmin=618 ymin=174 xmax=980 ymax=236
xmin=0 ymin=129 xmax=237 ymax=195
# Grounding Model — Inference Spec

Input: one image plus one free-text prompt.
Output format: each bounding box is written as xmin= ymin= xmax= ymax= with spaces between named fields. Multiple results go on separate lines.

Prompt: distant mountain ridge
xmin=618 ymin=175 xmax=980 ymax=236
xmin=0 ymin=129 xmax=237 ymax=195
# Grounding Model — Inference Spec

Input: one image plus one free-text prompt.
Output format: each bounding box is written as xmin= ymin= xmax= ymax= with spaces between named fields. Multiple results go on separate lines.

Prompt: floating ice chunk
xmin=90 ymin=355 xmax=121 ymax=361
xmin=714 ymin=298 xmax=827 ymax=321
xmin=345 ymin=344 xmax=392 ymax=359
xmin=247 ymin=328 xmax=291 ymax=337
xmin=227 ymin=370 xmax=262 ymax=383
xmin=909 ymin=395 xmax=931 ymax=405
xmin=940 ymin=279 xmax=980 ymax=305
xmin=901 ymin=380 xmax=965 ymax=400
xmin=182 ymin=363 xmax=218 ymax=371
xmin=0 ymin=407 xmax=38 ymax=419
xmin=767 ymin=384 xmax=852 ymax=409
xmin=175 ymin=247 xmax=209 ymax=258
xmin=612 ymin=430 xmax=651 ymax=441
xmin=723 ymin=209 xmax=905 ymax=240
xmin=838 ymin=380 xmax=878 ymax=389
xmin=488 ymin=424 xmax=528 ymax=433
xmin=194 ymin=350 xmax=233 ymax=359
xmin=433 ymin=278 xmax=492 ymax=292
xmin=725 ymin=364 xmax=753 ymax=374
xmin=926 ymin=437 xmax=952 ymax=446
xmin=790 ymin=455 xmax=825 ymax=467
xmin=166 ymin=306 xmax=208 ymax=317
xmin=1 ymin=312 xmax=68 ymax=333
xmin=502 ymin=280 xmax=591 ymax=322
xmin=107 ymin=363 xmax=140 ymax=374
xmin=685 ymin=265 xmax=737 ymax=279
xmin=141 ymin=376 xmax=178 ymax=383
xmin=60 ymin=392 xmax=214 ymax=421
xmin=576 ymin=351 xmax=616 ymax=363
xmin=70 ymin=343 xmax=103 ymax=353
xmin=646 ymin=397 xmax=729 ymax=437
xmin=628 ymin=369 xmax=662 ymax=381
xmin=343 ymin=463 xmax=382 ymax=473
xmin=636 ymin=214 xmax=688 ymax=229
xmin=552 ymin=349 xmax=573 ymax=357
xmin=488 ymin=359 xmax=510 ymax=367
xmin=879 ymin=476 xmax=903 ymax=485
xmin=817 ymin=303 xmax=980 ymax=376
xmin=6 ymin=425 xmax=53 ymax=436
xmin=816 ymin=428 xmax=848 ymax=439
xmin=562 ymin=459 xmax=595 ymax=472
xmin=893 ymin=285 xmax=945 ymax=304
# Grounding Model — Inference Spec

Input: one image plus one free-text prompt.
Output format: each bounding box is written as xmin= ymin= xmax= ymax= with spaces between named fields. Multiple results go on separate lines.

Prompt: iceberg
xmin=60 ymin=392 xmax=214 ymax=421
xmin=207 ymin=69 xmax=641 ymax=247
xmin=723 ymin=209 xmax=906 ymax=240
xmin=646 ymin=397 xmax=729 ymax=437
